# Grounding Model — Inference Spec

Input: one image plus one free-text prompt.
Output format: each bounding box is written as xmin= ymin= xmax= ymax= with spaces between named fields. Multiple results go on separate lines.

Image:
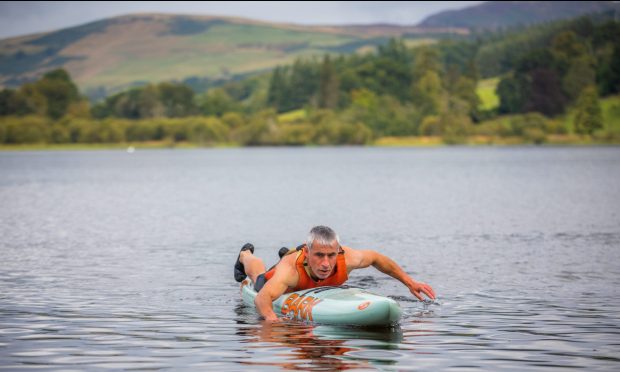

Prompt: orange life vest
xmin=263 ymin=246 xmax=348 ymax=292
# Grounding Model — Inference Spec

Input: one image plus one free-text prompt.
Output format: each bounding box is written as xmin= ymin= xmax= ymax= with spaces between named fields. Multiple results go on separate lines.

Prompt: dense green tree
xmin=318 ymin=55 xmax=340 ymax=109
xmin=232 ymin=109 xmax=277 ymax=145
xmin=0 ymin=89 xmax=15 ymax=116
xmin=411 ymin=47 xmax=444 ymax=117
xmin=221 ymin=112 xmax=246 ymax=128
xmin=111 ymin=88 xmax=152 ymax=119
xmin=563 ymin=55 xmax=596 ymax=101
xmin=441 ymin=97 xmax=473 ymax=144
xmin=266 ymin=66 xmax=288 ymax=112
xmin=371 ymin=39 xmax=413 ymax=101
xmin=49 ymin=121 xmax=70 ymax=143
xmin=411 ymin=70 xmax=443 ymax=117
xmin=525 ymin=68 xmax=568 ymax=116
xmin=496 ymin=76 xmax=527 ymax=114
xmin=549 ymin=31 xmax=597 ymax=102
xmin=551 ymin=31 xmax=587 ymax=69
xmin=125 ymin=120 xmax=158 ymax=141
xmin=0 ymin=115 xmax=50 ymax=143
xmin=417 ymin=96 xmax=472 ymax=142
xmin=158 ymin=82 xmax=196 ymax=117
xmin=93 ymin=82 xmax=198 ymax=119
xmin=574 ymin=85 xmax=603 ymax=135
xmin=199 ymin=88 xmax=239 ymax=116
xmin=137 ymin=85 xmax=165 ymax=118
xmin=289 ymin=59 xmax=320 ymax=109
xmin=345 ymin=89 xmax=418 ymax=136
xmin=600 ymin=39 xmax=620 ymax=95
xmin=35 ymin=69 xmax=81 ymax=119
xmin=311 ymin=110 xmax=373 ymax=145
xmin=497 ymin=49 xmax=569 ymax=116
xmin=187 ymin=117 xmax=229 ymax=144
xmin=412 ymin=47 xmax=442 ymax=81
xmin=445 ymin=68 xmax=480 ymax=120
xmin=0 ymin=88 xmax=40 ymax=116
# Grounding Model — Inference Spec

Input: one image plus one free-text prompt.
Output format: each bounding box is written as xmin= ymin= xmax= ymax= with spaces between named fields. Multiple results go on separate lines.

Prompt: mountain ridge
xmin=0 ymin=13 xmax=464 ymax=96
xmin=2 ymin=2 xmax=618 ymax=97
xmin=418 ymin=1 xmax=620 ymax=29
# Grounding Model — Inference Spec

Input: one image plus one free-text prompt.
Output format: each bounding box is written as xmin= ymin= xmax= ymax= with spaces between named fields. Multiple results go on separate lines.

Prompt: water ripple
xmin=2 ymin=148 xmax=620 ymax=370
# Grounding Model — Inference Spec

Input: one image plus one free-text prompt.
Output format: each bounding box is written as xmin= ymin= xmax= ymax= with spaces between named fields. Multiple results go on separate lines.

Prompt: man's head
xmin=304 ymin=226 xmax=340 ymax=280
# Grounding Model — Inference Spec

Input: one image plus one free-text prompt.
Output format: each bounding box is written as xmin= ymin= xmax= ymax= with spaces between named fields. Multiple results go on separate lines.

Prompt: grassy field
xmin=86 ymin=27 xmax=358 ymax=91
xmin=81 ymin=22 xmax=361 ymax=91
xmin=190 ymin=23 xmax=357 ymax=47
xmin=278 ymin=109 xmax=307 ymax=123
xmin=90 ymin=49 xmax=287 ymax=87
xmin=477 ymin=77 xmax=500 ymax=111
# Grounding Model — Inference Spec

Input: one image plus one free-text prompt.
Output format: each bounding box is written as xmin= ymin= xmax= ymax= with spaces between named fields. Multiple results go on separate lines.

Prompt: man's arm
xmin=254 ymin=263 xmax=297 ymax=321
xmin=343 ymin=246 xmax=436 ymax=301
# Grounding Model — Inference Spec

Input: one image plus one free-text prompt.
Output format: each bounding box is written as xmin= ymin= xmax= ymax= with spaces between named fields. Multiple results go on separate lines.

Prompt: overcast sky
xmin=0 ymin=1 xmax=483 ymax=39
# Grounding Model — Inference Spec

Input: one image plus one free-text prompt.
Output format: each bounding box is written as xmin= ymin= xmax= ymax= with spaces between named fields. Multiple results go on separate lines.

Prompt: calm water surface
xmin=1 ymin=147 xmax=619 ymax=370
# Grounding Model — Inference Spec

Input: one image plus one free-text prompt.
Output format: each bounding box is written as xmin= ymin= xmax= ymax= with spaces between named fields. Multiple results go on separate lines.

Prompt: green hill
xmin=0 ymin=14 xmax=455 ymax=99
xmin=419 ymin=1 xmax=620 ymax=30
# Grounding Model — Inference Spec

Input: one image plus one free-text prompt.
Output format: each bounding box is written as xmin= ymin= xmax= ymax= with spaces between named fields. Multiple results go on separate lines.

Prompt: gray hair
xmin=306 ymin=226 xmax=340 ymax=250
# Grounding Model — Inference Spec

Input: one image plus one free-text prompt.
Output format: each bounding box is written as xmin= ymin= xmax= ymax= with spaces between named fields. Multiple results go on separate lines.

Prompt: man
xmin=234 ymin=226 xmax=435 ymax=322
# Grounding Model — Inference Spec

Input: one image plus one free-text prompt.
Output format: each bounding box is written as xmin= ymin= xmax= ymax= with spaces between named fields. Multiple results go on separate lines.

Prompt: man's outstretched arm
xmin=254 ymin=265 xmax=296 ymax=321
xmin=343 ymin=246 xmax=436 ymax=301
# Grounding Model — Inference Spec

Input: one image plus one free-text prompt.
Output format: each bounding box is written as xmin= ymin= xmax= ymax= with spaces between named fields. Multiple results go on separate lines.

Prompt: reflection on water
xmin=1 ymin=148 xmax=620 ymax=370
xmin=234 ymin=303 xmax=404 ymax=370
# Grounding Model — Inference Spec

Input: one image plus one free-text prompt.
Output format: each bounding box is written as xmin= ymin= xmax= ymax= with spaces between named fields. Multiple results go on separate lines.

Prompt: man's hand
xmin=263 ymin=313 xmax=282 ymax=323
xmin=343 ymin=247 xmax=437 ymax=302
xmin=409 ymin=281 xmax=436 ymax=301
xmin=255 ymin=258 xmax=298 ymax=321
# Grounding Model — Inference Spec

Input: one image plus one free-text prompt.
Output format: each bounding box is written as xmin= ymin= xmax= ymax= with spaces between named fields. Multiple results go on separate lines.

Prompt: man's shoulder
xmin=341 ymin=245 xmax=358 ymax=256
xmin=274 ymin=253 xmax=300 ymax=275
xmin=272 ymin=253 xmax=299 ymax=288
xmin=341 ymin=246 xmax=371 ymax=270
xmin=281 ymin=250 xmax=300 ymax=265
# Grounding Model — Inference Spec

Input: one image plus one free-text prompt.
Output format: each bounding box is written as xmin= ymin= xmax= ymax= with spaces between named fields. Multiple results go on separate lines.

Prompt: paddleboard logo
xmin=281 ymin=293 xmax=322 ymax=321
xmin=357 ymin=301 xmax=371 ymax=310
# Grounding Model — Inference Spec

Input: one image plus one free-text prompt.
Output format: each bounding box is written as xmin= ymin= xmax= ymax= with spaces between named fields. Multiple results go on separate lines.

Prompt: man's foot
xmin=278 ymin=247 xmax=289 ymax=259
xmin=234 ymin=243 xmax=255 ymax=282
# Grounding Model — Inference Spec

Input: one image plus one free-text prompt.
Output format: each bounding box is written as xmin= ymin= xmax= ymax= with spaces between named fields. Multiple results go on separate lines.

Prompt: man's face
xmin=305 ymin=241 xmax=339 ymax=280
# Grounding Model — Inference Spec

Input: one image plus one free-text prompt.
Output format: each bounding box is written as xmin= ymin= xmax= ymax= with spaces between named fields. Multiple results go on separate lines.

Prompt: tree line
xmin=1 ymin=15 xmax=619 ymax=146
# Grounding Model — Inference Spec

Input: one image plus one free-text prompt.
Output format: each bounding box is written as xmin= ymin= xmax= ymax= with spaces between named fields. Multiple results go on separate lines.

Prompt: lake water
xmin=1 ymin=147 xmax=619 ymax=370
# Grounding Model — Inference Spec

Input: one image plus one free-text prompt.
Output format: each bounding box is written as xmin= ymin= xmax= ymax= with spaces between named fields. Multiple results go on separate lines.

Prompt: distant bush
xmin=574 ymin=86 xmax=603 ymax=135
xmin=472 ymin=117 xmax=513 ymax=137
xmin=0 ymin=115 xmax=50 ymax=143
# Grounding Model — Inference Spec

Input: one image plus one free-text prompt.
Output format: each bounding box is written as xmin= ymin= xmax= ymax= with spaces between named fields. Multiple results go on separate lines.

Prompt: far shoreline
xmin=1 ymin=135 xmax=619 ymax=151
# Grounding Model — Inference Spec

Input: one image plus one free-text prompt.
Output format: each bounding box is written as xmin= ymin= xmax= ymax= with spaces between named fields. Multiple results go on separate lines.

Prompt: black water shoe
xmin=234 ymin=243 xmax=255 ymax=282
xmin=278 ymin=247 xmax=289 ymax=259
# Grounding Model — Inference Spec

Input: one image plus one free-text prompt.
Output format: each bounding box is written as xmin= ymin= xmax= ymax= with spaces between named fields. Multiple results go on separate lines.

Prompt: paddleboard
xmin=240 ymin=278 xmax=402 ymax=326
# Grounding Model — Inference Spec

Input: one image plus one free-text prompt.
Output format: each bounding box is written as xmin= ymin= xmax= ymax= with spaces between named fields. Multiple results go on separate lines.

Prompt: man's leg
xmin=240 ymin=250 xmax=266 ymax=283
